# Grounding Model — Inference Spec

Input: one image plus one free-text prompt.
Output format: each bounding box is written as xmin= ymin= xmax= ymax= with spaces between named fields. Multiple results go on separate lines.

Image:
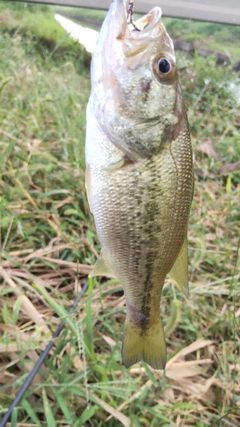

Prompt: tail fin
xmin=122 ymin=318 xmax=166 ymax=370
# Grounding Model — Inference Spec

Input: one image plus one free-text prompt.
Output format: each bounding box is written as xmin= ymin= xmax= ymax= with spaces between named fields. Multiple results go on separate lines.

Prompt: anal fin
xmin=89 ymin=251 xmax=115 ymax=278
xmin=168 ymin=235 xmax=189 ymax=297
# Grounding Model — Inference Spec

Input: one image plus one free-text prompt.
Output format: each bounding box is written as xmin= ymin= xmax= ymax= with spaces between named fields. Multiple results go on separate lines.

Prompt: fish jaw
xmin=90 ymin=0 xmax=129 ymax=88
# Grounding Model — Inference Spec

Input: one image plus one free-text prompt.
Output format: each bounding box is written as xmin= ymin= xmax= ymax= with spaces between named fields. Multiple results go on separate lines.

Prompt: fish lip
xmin=111 ymin=0 xmax=163 ymax=39
xmin=124 ymin=2 xmax=162 ymax=37
xmin=129 ymin=7 xmax=163 ymax=39
xmin=108 ymin=0 xmax=128 ymax=39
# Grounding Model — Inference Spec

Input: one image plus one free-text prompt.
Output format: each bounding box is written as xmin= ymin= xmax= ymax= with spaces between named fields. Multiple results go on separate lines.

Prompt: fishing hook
xmin=127 ymin=1 xmax=141 ymax=31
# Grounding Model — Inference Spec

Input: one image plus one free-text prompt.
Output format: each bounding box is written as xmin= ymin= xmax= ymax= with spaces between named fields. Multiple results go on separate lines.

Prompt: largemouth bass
xmin=85 ymin=0 xmax=194 ymax=370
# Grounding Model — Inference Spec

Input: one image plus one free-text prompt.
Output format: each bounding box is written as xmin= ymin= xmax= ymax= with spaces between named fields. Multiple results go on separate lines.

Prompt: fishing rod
xmin=0 ymin=280 xmax=89 ymax=427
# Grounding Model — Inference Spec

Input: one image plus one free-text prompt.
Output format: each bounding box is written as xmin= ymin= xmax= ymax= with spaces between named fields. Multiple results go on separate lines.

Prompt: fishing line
xmin=127 ymin=1 xmax=140 ymax=31
xmin=0 ymin=280 xmax=89 ymax=427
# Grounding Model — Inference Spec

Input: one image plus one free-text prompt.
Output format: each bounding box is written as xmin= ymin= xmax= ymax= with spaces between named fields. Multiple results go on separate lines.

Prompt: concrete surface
xmin=17 ymin=0 xmax=240 ymax=25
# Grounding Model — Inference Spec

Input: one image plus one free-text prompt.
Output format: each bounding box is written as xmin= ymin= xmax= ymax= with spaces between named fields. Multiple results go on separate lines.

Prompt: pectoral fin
xmin=103 ymin=156 xmax=125 ymax=171
xmin=168 ymin=235 xmax=189 ymax=297
xmin=89 ymin=251 xmax=115 ymax=278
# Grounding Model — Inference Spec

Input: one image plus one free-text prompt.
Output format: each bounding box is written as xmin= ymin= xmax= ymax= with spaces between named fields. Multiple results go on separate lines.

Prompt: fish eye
xmin=153 ymin=55 xmax=176 ymax=81
xmin=158 ymin=58 xmax=171 ymax=74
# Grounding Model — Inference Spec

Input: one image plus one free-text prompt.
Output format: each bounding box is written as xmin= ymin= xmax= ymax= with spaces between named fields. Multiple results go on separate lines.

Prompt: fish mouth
xmin=111 ymin=0 xmax=162 ymax=38
xmin=127 ymin=5 xmax=163 ymax=37
xmin=109 ymin=0 xmax=169 ymax=66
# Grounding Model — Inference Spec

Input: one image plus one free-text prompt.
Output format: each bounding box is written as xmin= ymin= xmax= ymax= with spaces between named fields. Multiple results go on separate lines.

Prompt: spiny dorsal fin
xmin=168 ymin=235 xmax=189 ymax=298
xmin=89 ymin=251 xmax=115 ymax=278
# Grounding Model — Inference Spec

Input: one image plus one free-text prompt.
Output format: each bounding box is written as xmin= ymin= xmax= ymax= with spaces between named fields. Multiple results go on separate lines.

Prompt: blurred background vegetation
xmin=0 ymin=1 xmax=239 ymax=426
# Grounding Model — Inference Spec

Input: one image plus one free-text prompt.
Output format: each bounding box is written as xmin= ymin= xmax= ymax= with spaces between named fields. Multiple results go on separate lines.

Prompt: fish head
xmin=90 ymin=0 xmax=186 ymax=159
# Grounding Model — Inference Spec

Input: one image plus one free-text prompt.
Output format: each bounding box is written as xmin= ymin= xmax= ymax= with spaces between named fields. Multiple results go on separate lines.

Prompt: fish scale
xmin=93 ymin=135 xmax=192 ymax=294
xmin=86 ymin=0 xmax=193 ymax=369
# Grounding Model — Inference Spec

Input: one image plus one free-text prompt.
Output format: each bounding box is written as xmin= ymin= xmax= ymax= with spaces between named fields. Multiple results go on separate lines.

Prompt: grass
xmin=164 ymin=18 xmax=240 ymax=58
xmin=0 ymin=2 xmax=240 ymax=427
xmin=0 ymin=1 xmax=91 ymax=66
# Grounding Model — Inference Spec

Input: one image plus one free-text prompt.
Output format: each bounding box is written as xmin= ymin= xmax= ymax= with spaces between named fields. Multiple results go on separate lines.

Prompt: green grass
xmin=0 ymin=3 xmax=240 ymax=427
xmin=0 ymin=1 xmax=91 ymax=66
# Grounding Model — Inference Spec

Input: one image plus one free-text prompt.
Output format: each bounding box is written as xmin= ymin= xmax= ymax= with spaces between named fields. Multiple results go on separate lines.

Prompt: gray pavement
xmin=19 ymin=0 xmax=240 ymax=25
